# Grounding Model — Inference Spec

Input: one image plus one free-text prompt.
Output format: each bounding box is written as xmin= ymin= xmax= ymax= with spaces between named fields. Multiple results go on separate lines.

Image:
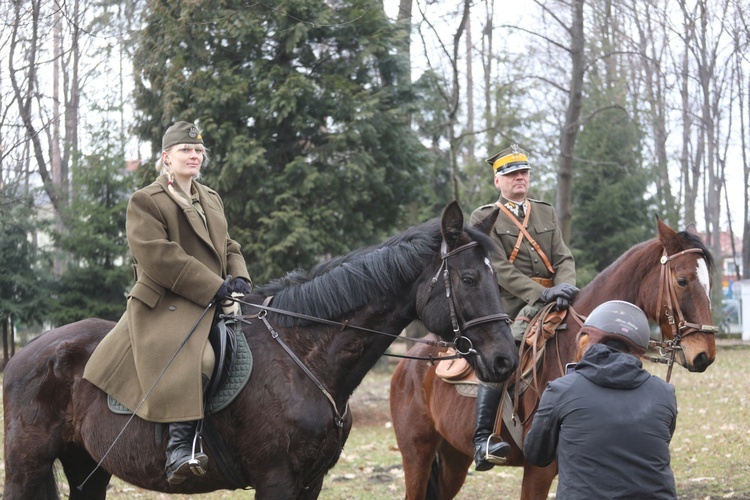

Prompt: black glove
xmin=540 ymin=283 xmax=579 ymax=306
xmin=213 ymin=281 xmax=229 ymax=304
xmin=554 ymin=297 xmax=571 ymax=311
xmin=229 ymin=277 xmax=252 ymax=296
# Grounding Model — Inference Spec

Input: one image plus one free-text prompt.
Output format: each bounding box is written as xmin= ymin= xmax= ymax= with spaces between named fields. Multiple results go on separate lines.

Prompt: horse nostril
xmin=496 ymin=355 xmax=518 ymax=375
xmin=691 ymin=352 xmax=710 ymax=372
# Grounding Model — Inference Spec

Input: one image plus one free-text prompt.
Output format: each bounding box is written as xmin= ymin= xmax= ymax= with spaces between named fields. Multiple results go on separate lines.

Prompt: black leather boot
xmin=165 ymin=420 xmax=208 ymax=484
xmin=473 ymin=383 xmax=511 ymax=471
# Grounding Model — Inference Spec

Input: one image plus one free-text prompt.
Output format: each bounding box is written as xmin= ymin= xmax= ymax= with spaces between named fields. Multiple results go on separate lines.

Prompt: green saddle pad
xmin=107 ymin=324 xmax=253 ymax=415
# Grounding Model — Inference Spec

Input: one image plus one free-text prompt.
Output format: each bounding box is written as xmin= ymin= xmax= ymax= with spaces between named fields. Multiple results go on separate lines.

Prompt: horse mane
xmin=256 ymin=219 xmax=496 ymax=327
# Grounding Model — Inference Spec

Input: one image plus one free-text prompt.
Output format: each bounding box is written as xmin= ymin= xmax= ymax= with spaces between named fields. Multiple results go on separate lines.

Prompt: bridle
xmin=648 ymin=247 xmax=719 ymax=381
xmin=416 ymin=240 xmax=511 ymax=356
xmin=228 ymin=237 xmax=511 ymax=427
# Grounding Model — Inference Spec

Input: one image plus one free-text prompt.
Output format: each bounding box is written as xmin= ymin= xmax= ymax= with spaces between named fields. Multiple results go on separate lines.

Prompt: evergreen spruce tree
xmin=0 ymin=194 xmax=48 ymax=350
xmin=571 ymin=82 xmax=653 ymax=286
xmin=132 ymin=0 xmax=426 ymax=282
xmin=49 ymin=128 xmax=134 ymax=325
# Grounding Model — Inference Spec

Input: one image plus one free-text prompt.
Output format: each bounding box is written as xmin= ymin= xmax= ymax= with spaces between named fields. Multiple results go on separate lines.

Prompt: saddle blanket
xmin=107 ymin=329 xmax=253 ymax=416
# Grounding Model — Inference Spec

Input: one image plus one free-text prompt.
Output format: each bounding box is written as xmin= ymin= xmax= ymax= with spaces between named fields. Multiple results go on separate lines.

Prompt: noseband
xmin=650 ymin=247 xmax=719 ymax=381
xmin=418 ymin=240 xmax=511 ymax=356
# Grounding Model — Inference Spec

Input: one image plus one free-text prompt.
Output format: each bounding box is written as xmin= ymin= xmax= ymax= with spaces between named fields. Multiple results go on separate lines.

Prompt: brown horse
xmin=389 ymin=217 xmax=717 ymax=500
xmin=2 ymin=202 xmax=519 ymax=500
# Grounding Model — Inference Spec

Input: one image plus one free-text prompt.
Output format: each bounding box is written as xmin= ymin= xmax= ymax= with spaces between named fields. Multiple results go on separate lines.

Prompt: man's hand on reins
xmin=541 ymin=283 xmax=579 ymax=311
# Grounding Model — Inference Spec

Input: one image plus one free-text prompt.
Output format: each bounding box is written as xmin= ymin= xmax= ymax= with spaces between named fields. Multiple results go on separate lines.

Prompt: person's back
xmin=523 ymin=300 xmax=678 ymax=499
xmin=526 ymin=344 xmax=677 ymax=499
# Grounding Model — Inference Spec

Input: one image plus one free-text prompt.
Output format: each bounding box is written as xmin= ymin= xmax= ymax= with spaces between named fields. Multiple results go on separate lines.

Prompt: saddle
xmin=434 ymin=350 xmax=479 ymax=397
xmin=520 ymin=306 xmax=567 ymax=370
xmin=435 ymin=305 xmax=568 ymax=388
xmin=434 ymin=349 xmax=477 ymax=382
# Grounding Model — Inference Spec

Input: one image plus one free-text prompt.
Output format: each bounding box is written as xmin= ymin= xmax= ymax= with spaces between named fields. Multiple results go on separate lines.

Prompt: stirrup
xmin=483 ymin=435 xmax=509 ymax=466
xmin=188 ymin=429 xmax=207 ymax=476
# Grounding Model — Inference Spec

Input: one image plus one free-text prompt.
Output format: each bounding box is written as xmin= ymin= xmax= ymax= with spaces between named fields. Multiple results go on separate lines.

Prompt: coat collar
xmin=155 ymin=176 xmax=224 ymax=261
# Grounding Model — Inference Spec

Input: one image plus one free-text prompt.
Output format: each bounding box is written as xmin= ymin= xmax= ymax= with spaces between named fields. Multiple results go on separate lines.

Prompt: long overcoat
xmin=83 ymin=175 xmax=250 ymax=422
xmin=471 ymin=198 xmax=576 ymax=318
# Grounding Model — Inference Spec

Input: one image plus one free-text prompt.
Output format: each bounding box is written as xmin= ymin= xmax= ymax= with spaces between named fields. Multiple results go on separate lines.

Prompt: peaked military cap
xmin=487 ymin=144 xmax=531 ymax=175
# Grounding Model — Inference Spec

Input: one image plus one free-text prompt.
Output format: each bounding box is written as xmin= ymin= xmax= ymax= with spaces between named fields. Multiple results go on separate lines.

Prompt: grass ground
xmin=1 ymin=342 xmax=748 ymax=498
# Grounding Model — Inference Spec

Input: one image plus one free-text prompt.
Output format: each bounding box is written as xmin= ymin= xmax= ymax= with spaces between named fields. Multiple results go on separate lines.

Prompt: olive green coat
xmin=471 ymin=198 xmax=576 ymax=319
xmin=83 ymin=176 xmax=250 ymax=423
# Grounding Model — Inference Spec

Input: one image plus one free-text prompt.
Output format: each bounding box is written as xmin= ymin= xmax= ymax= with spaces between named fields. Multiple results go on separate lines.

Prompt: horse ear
xmin=655 ymin=215 xmax=681 ymax=254
xmin=441 ymin=200 xmax=464 ymax=249
xmin=473 ymin=207 xmax=499 ymax=235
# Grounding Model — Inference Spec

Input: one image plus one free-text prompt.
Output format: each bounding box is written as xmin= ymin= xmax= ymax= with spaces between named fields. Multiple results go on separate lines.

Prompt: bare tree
xmin=736 ymin=1 xmax=750 ymax=279
xmin=538 ymin=0 xmax=585 ymax=243
xmin=415 ymin=0 xmax=472 ymax=202
xmin=629 ymin=0 xmax=681 ymax=226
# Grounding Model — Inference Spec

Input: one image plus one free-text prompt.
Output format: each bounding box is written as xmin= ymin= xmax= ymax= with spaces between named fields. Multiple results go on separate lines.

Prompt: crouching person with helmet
xmin=523 ymin=300 xmax=678 ymax=500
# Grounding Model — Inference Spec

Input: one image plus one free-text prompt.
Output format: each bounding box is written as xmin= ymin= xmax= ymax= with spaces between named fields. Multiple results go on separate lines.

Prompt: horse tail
xmin=425 ymin=455 xmax=441 ymax=500
xmin=38 ymin=466 xmax=60 ymax=500
xmin=3 ymin=463 xmax=59 ymax=500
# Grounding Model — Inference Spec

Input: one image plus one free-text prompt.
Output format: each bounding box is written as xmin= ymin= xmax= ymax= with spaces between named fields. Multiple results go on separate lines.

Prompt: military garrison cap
xmin=487 ymin=144 xmax=531 ymax=175
xmin=162 ymin=121 xmax=203 ymax=151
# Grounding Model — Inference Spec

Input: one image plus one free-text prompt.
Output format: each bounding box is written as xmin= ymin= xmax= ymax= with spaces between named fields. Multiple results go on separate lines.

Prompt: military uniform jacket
xmin=83 ymin=175 xmax=250 ymax=423
xmin=470 ymin=197 xmax=575 ymax=318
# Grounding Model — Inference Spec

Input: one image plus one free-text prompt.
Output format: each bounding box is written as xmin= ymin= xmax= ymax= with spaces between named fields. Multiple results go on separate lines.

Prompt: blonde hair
xmin=154 ymin=143 xmax=211 ymax=180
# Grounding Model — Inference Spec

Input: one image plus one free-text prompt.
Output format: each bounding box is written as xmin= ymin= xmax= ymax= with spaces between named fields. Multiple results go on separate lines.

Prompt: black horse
xmin=3 ymin=201 xmax=518 ymax=499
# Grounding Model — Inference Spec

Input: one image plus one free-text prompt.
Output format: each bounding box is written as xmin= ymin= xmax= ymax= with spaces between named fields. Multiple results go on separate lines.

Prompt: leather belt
xmin=531 ymin=277 xmax=554 ymax=288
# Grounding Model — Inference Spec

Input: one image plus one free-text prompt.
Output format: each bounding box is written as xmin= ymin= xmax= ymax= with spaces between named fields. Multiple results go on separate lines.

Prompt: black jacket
xmin=523 ymin=343 xmax=678 ymax=499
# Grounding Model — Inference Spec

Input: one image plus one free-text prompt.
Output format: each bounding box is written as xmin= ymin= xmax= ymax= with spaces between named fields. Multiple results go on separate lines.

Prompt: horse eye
xmin=677 ymin=277 xmax=688 ymax=287
xmin=462 ymin=276 xmax=475 ymax=286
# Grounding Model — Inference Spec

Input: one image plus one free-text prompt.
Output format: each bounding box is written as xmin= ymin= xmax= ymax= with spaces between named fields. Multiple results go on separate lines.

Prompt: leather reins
xmin=228 ymin=238 xmax=511 ymax=429
xmin=648 ymin=247 xmax=719 ymax=381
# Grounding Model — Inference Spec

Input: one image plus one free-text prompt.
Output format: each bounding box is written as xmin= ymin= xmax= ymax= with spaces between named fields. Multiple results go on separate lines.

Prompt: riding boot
xmin=165 ymin=375 xmax=211 ymax=485
xmin=473 ymin=383 xmax=511 ymax=471
xmin=165 ymin=420 xmax=209 ymax=484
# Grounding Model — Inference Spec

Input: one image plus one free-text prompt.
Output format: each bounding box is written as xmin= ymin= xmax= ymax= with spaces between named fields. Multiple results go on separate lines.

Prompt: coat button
xmin=169 ymin=306 xmax=176 ymax=311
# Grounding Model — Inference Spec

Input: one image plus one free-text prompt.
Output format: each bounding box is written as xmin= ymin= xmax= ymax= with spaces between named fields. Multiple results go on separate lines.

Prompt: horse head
xmin=567 ymin=218 xmax=716 ymax=374
xmin=646 ymin=217 xmax=717 ymax=372
xmin=416 ymin=201 xmax=518 ymax=384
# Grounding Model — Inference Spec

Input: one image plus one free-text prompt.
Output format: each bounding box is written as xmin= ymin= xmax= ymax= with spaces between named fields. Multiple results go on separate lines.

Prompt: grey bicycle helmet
xmin=582 ymin=300 xmax=650 ymax=355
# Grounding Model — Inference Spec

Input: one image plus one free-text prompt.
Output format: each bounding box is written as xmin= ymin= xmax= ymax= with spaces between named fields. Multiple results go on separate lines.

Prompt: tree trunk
xmin=482 ymin=0 xmax=494 ymax=149
xmin=2 ymin=317 xmax=8 ymax=366
xmin=556 ymin=0 xmax=585 ymax=244
xmin=465 ymin=14 xmax=474 ymax=164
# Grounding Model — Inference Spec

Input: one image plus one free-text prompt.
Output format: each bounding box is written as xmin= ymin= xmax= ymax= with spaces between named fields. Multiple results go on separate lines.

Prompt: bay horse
xmin=2 ymin=201 xmax=519 ymax=499
xmin=389 ymin=216 xmax=717 ymax=500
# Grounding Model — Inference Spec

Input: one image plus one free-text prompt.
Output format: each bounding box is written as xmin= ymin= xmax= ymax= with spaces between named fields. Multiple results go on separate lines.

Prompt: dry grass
xmin=1 ymin=342 xmax=749 ymax=499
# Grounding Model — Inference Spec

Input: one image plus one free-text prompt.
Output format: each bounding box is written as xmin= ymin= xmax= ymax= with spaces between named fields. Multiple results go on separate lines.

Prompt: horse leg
xmin=297 ymin=478 xmax=324 ymax=500
xmin=520 ymin=461 xmax=557 ymax=500
xmin=59 ymin=445 xmax=112 ymax=500
xmin=3 ymin=401 xmax=63 ymax=499
xmin=2 ymin=456 xmax=58 ymax=500
xmin=390 ymin=360 xmax=441 ymax=500
xmin=432 ymin=440 xmax=472 ymax=499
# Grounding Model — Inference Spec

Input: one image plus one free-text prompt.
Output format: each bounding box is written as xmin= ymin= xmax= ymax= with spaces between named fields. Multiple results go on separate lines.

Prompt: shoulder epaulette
xmin=528 ymin=198 xmax=552 ymax=207
xmin=475 ymin=203 xmax=496 ymax=211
